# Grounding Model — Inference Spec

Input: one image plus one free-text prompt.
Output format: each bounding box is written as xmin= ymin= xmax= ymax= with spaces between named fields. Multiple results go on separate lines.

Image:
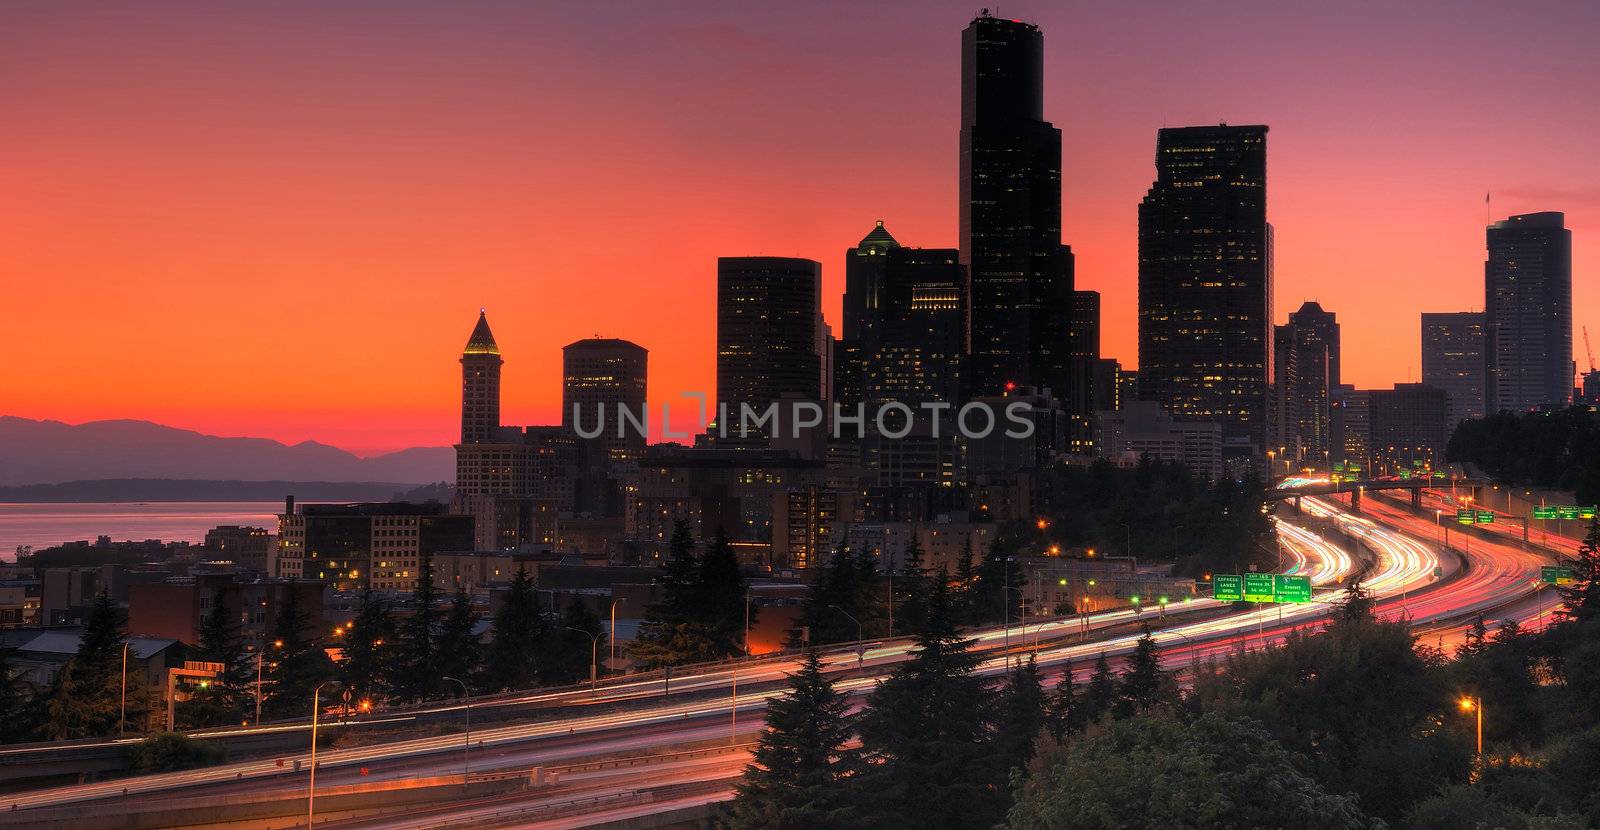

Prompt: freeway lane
xmin=2 ymin=502 xmax=1485 ymax=819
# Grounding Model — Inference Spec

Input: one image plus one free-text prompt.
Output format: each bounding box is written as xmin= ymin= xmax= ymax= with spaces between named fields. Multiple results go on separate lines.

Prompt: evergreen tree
xmin=47 ymin=591 xmax=141 ymax=738
xmin=1339 ymin=580 xmax=1376 ymax=623
xmin=792 ymin=544 xmax=879 ymax=647
xmin=727 ymin=650 xmax=858 ymax=829
xmin=543 ymin=598 xmax=606 ymax=686
xmin=631 ymin=521 xmax=719 ymax=667
xmin=969 ymin=539 xmax=1023 ymax=626
xmin=1559 ymin=515 xmax=1600 ymax=622
xmin=1456 ymin=614 xmax=1489 ymax=660
xmin=1045 ymin=663 xmax=1083 ymax=742
xmin=435 ymin=588 xmax=482 ymax=687
xmin=855 ymin=570 xmax=1004 ymax=829
xmin=995 ymin=656 xmax=1047 ymax=775
xmin=181 ymin=592 xmax=252 ymax=727
xmin=1115 ymin=627 xmax=1173 ymax=718
xmin=697 ymin=528 xmax=752 ymax=657
xmin=263 ymin=581 xmax=336 ymax=720
xmin=480 ymin=566 xmax=543 ymax=692
xmin=339 ymin=589 xmax=397 ymax=706
xmin=392 ymin=551 xmax=441 ymax=702
xmin=893 ymin=537 xmax=930 ymax=636
xmin=1082 ymin=652 xmax=1116 ymax=725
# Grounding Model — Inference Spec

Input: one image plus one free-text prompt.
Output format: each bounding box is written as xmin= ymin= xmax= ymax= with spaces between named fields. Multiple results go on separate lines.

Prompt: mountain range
xmin=0 ymin=417 xmax=453 ymax=486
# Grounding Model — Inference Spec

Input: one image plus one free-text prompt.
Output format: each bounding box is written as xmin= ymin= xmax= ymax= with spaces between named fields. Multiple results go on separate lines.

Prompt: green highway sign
xmin=1541 ymin=566 xmax=1576 ymax=585
xmin=1457 ymin=509 xmax=1475 ymax=525
xmin=1534 ymin=506 xmax=1558 ymax=520
xmin=1273 ymin=574 xmax=1313 ymax=603
xmin=1399 ymin=469 xmax=1412 ymax=480
xmin=1477 ymin=510 xmax=1495 ymax=524
xmin=1583 ymin=506 xmax=1597 ymax=519
xmin=1558 ymin=506 xmax=1580 ymax=520
xmin=1212 ymin=574 xmax=1244 ymax=602
xmin=1537 ymin=505 xmax=1597 ymax=520
xmin=1244 ymin=573 xmax=1276 ymax=603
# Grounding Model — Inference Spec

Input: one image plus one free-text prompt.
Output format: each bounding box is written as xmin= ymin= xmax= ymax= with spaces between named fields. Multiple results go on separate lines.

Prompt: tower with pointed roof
xmin=843 ymin=219 xmax=901 ymax=343
xmin=460 ymin=310 xmax=502 ymax=443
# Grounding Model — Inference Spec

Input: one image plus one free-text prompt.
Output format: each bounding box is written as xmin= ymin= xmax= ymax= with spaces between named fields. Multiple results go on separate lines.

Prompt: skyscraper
xmin=1421 ymin=312 xmax=1486 ymax=428
xmin=716 ymin=257 xmax=823 ymax=434
xmin=460 ymin=310 xmax=501 ymax=444
xmin=863 ymin=247 xmax=965 ymax=408
xmin=960 ymin=12 xmax=1073 ymax=399
xmin=1138 ymin=124 xmax=1272 ymax=462
xmin=563 ymin=337 xmax=648 ymax=463
xmin=842 ymin=220 xmax=900 ymax=343
xmin=1273 ymin=301 xmax=1339 ymax=463
xmin=1485 ymin=211 xmax=1573 ymax=412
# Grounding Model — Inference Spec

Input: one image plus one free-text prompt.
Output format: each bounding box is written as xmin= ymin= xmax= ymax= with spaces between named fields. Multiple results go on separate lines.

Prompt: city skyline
xmin=4 ymin=0 xmax=1596 ymax=453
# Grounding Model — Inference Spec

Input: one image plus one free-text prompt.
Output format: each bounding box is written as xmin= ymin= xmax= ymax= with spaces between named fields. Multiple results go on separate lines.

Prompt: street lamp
xmin=564 ymin=627 xmax=599 ymax=691
xmin=306 ymin=680 xmax=341 ymax=828
xmin=1459 ymin=695 xmax=1483 ymax=757
xmin=828 ymin=605 xmax=864 ymax=667
xmin=608 ymin=598 xmax=627 ymax=674
xmin=442 ymin=676 xmax=470 ymax=785
xmin=118 ymin=642 xmax=128 ymax=737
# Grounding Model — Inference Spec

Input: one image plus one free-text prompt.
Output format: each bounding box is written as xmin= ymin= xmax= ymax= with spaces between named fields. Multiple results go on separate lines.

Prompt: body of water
xmin=0 ymin=502 xmax=282 ymax=556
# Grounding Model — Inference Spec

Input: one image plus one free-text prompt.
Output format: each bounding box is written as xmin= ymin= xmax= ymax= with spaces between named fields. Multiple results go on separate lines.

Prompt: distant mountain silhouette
xmin=0 ymin=417 xmax=453 ymax=486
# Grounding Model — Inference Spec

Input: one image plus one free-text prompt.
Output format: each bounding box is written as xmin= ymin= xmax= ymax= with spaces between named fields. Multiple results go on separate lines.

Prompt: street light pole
xmin=119 ymin=642 xmax=128 ymax=737
xmin=608 ymin=598 xmax=627 ymax=674
xmin=307 ymin=680 xmax=340 ymax=828
xmin=442 ymin=676 xmax=470 ymax=785
xmin=829 ymin=605 xmax=863 ymax=667
xmin=254 ymin=650 xmax=263 ymax=726
xmin=1460 ymin=695 xmax=1483 ymax=757
xmin=564 ymin=627 xmax=599 ymax=691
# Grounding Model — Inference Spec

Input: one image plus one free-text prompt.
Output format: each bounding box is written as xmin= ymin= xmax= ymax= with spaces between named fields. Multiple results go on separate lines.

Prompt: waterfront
xmin=0 ymin=502 xmax=282 ymax=556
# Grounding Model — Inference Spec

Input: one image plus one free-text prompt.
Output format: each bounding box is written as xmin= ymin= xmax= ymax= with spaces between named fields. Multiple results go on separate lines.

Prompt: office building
xmin=1367 ymin=383 xmax=1451 ymax=474
xmin=1273 ymin=301 xmax=1339 ymax=463
xmin=1486 ymin=212 xmax=1573 ymax=412
xmin=1095 ymin=400 xmax=1224 ymax=481
xmin=275 ymin=501 xmax=473 ymax=592
xmin=1138 ymin=124 xmax=1272 ymax=463
xmin=1421 ymin=312 xmax=1487 ymax=428
xmin=563 ymin=337 xmax=648 ymax=464
xmin=716 ymin=257 xmax=823 ymax=435
xmin=960 ymin=12 xmax=1074 ymax=398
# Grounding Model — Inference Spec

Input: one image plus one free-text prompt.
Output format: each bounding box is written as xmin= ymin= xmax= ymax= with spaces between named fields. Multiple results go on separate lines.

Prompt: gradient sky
xmin=3 ymin=0 xmax=1596 ymax=454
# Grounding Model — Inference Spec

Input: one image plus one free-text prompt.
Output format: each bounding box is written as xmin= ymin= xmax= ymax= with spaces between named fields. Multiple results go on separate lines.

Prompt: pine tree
xmin=435 ymin=588 xmax=482 ymax=687
xmin=181 ymin=592 xmax=251 ymax=727
xmin=340 ymin=589 xmax=397 ymax=706
xmin=1338 ymin=580 xmax=1376 ymax=623
xmin=792 ymin=544 xmax=879 ymax=647
xmin=47 ymin=591 xmax=137 ymax=738
xmin=728 ymin=650 xmax=858 ymax=829
xmin=697 ymin=529 xmax=752 ymax=657
xmin=995 ymin=656 xmax=1047 ymax=775
xmin=1114 ymin=627 xmax=1171 ymax=718
xmin=631 ymin=521 xmax=717 ymax=667
xmin=1456 ymin=614 xmax=1489 ymax=659
xmin=893 ymin=537 xmax=930 ymax=636
xmin=1045 ymin=662 xmax=1083 ymax=741
xmin=1559 ymin=514 xmax=1600 ymax=622
xmin=263 ymin=581 xmax=336 ymax=720
xmin=543 ymin=598 xmax=606 ymax=686
xmin=1082 ymin=652 xmax=1116 ymax=725
xmin=855 ymin=570 xmax=1004 ymax=829
xmin=968 ymin=539 xmax=1022 ymax=626
xmin=480 ymin=566 xmax=543 ymax=692
xmin=392 ymin=551 xmax=441 ymax=702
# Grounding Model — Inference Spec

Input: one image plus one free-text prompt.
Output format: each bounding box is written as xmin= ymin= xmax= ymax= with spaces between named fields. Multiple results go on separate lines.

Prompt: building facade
xmin=716 ymin=257 xmax=824 ymax=435
xmin=1138 ymin=124 xmax=1272 ymax=464
xmin=1273 ymin=301 xmax=1340 ymax=464
xmin=1421 ymin=311 xmax=1487 ymax=429
xmin=275 ymin=502 xmax=473 ymax=592
xmin=1486 ymin=212 xmax=1573 ymax=413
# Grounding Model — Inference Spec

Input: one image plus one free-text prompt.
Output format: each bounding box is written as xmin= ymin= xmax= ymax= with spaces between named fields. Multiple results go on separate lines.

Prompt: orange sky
xmin=2 ymin=1 xmax=1596 ymax=454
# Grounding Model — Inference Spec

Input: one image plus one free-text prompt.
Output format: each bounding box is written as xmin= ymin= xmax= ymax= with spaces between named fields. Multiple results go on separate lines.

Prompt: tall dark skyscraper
xmin=1485 ymin=211 xmax=1572 ymax=413
xmin=1421 ymin=311 xmax=1486 ymax=428
xmin=960 ymin=12 xmax=1073 ymax=399
xmin=460 ymin=310 xmax=501 ymax=444
xmin=842 ymin=220 xmax=900 ymax=343
xmin=863 ymin=247 xmax=966 ymax=408
xmin=717 ymin=257 xmax=823 ymax=431
xmin=1272 ymin=301 xmax=1339 ymax=463
xmin=1138 ymin=124 xmax=1272 ymax=461
xmin=563 ymin=337 xmax=648 ymax=463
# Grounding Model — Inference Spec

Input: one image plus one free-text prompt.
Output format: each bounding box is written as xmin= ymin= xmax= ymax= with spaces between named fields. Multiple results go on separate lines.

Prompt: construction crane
xmin=1586 ymin=326 xmax=1597 ymax=374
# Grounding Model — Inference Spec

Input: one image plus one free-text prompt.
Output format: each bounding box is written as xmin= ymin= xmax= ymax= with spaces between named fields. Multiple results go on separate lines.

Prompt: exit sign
xmin=1212 ymin=574 xmax=1245 ymax=602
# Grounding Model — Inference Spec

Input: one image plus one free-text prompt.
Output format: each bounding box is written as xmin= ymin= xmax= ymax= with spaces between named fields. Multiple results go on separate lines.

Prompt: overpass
xmin=1268 ymin=476 xmax=1486 ymax=513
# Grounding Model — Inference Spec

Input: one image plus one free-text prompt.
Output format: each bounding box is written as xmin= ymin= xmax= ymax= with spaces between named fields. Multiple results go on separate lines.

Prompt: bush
xmin=130 ymin=731 xmax=225 ymax=772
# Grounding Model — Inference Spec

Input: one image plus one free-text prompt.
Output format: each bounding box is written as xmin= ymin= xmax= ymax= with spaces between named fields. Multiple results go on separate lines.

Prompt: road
xmin=2 ymin=496 xmax=1552 ymax=827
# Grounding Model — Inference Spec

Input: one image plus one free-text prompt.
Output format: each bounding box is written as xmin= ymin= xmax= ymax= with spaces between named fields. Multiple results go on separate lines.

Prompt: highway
xmin=1 ymin=495 xmax=1556 ymax=827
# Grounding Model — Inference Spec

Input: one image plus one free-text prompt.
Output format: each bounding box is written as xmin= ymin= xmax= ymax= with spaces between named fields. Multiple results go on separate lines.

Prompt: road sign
xmin=1212 ymin=574 xmax=1244 ymax=602
xmin=1534 ymin=506 xmax=1558 ymax=520
xmin=1477 ymin=510 xmax=1495 ymax=524
xmin=1244 ymin=573 xmax=1276 ymax=603
xmin=1273 ymin=574 xmax=1312 ymax=603
xmin=1541 ymin=566 xmax=1576 ymax=585
xmin=1399 ymin=469 xmax=1412 ymax=480
xmin=1457 ymin=509 xmax=1475 ymax=525
xmin=1582 ymin=506 xmax=1597 ymax=519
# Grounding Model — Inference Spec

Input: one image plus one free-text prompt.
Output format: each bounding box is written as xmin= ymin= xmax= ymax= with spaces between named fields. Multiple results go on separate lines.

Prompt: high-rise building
xmin=1421 ymin=312 xmax=1486 ymax=428
xmin=1272 ymin=301 xmax=1339 ymax=463
xmin=1486 ymin=212 xmax=1573 ymax=413
xmin=842 ymin=220 xmax=900 ymax=343
xmin=716 ymin=257 xmax=823 ymax=435
xmin=960 ymin=12 xmax=1073 ymax=399
xmin=563 ymin=337 xmax=648 ymax=464
xmin=1367 ymin=384 xmax=1451 ymax=474
xmin=861 ymin=247 xmax=965 ymax=408
xmin=460 ymin=310 xmax=502 ymax=444
xmin=1138 ymin=124 xmax=1272 ymax=463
